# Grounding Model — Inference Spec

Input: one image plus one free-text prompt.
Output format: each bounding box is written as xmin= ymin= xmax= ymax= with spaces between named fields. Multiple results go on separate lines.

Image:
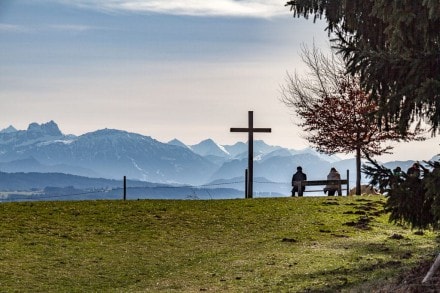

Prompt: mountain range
xmin=0 ymin=121 xmax=435 ymax=194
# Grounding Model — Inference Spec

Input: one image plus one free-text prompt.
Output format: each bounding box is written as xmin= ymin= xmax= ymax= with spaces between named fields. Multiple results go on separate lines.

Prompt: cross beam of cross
xmin=230 ymin=111 xmax=271 ymax=198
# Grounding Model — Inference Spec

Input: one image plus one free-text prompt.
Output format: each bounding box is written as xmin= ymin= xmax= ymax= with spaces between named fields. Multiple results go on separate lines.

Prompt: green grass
xmin=0 ymin=196 xmax=438 ymax=292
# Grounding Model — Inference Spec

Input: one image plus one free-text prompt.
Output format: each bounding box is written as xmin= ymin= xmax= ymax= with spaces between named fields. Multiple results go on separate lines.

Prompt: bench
xmin=293 ymin=170 xmax=350 ymax=196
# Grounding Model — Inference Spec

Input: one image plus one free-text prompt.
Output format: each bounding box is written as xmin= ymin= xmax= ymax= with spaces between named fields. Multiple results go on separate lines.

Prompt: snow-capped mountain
xmin=0 ymin=120 xmax=65 ymax=146
xmin=0 ymin=122 xmax=216 ymax=184
xmin=190 ymin=139 xmax=230 ymax=158
xmin=0 ymin=121 xmax=433 ymax=192
xmin=222 ymin=140 xmax=281 ymax=160
xmin=223 ymin=141 xmax=247 ymax=157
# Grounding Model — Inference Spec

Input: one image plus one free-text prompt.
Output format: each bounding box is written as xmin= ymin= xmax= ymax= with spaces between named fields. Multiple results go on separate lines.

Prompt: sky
xmin=1 ymin=0 xmax=439 ymax=162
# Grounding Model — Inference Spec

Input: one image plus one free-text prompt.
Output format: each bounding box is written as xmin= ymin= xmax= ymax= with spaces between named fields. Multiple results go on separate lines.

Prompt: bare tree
xmin=281 ymin=45 xmax=421 ymax=195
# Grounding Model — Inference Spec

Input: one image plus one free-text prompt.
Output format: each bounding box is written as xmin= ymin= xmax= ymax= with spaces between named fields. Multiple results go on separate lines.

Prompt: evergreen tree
xmin=363 ymin=157 xmax=440 ymax=230
xmin=286 ymin=0 xmax=440 ymax=136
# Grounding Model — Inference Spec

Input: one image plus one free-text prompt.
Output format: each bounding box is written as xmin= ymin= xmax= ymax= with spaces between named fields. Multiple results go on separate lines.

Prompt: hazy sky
xmin=1 ymin=0 xmax=439 ymax=162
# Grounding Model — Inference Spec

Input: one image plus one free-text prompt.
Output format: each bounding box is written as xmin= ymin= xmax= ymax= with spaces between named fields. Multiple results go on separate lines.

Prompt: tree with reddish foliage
xmin=281 ymin=45 xmax=422 ymax=195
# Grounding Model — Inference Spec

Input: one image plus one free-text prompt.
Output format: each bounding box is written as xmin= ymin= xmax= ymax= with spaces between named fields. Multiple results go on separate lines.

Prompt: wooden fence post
xmin=123 ymin=176 xmax=127 ymax=201
xmin=245 ymin=169 xmax=248 ymax=199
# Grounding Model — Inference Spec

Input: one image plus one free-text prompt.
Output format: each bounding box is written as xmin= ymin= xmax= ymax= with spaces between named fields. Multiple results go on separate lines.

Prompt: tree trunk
xmin=356 ymin=147 xmax=361 ymax=195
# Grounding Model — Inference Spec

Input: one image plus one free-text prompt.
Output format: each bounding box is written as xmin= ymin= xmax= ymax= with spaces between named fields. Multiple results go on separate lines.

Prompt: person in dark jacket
xmin=291 ymin=166 xmax=307 ymax=197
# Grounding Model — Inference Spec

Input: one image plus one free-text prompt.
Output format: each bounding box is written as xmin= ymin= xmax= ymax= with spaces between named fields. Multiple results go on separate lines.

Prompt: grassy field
xmin=0 ymin=196 xmax=438 ymax=292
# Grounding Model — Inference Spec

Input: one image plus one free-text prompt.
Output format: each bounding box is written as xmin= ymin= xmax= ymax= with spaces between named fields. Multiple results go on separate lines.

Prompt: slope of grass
xmin=0 ymin=196 xmax=438 ymax=292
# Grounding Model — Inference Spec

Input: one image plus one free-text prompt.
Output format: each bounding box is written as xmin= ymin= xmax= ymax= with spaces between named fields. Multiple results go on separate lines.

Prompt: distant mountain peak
xmin=0 ymin=125 xmax=17 ymax=133
xmin=27 ymin=121 xmax=62 ymax=136
xmin=201 ymin=139 xmax=229 ymax=152
xmin=168 ymin=139 xmax=191 ymax=150
xmin=87 ymin=128 xmax=128 ymax=136
xmin=191 ymin=139 xmax=230 ymax=157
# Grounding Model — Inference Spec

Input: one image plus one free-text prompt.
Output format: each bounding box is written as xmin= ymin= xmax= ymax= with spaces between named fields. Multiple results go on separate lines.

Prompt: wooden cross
xmin=230 ymin=111 xmax=271 ymax=198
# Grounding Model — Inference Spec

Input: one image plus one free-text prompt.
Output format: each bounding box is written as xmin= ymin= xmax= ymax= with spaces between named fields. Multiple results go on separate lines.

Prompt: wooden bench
xmin=293 ymin=170 xmax=350 ymax=196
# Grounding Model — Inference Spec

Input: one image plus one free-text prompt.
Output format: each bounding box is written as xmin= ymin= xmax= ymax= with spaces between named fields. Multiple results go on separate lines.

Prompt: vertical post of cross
xmin=248 ymin=111 xmax=254 ymax=198
xmin=230 ymin=111 xmax=271 ymax=199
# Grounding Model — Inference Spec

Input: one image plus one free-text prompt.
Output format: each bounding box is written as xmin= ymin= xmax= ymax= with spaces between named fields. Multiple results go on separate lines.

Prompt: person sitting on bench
xmin=324 ymin=167 xmax=341 ymax=196
xmin=291 ymin=166 xmax=307 ymax=197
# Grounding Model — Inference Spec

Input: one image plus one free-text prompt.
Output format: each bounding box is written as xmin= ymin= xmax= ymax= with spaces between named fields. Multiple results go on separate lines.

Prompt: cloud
xmin=0 ymin=23 xmax=104 ymax=34
xmin=55 ymin=0 xmax=289 ymax=18
xmin=47 ymin=24 xmax=101 ymax=32
xmin=0 ymin=24 xmax=29 ymax=33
